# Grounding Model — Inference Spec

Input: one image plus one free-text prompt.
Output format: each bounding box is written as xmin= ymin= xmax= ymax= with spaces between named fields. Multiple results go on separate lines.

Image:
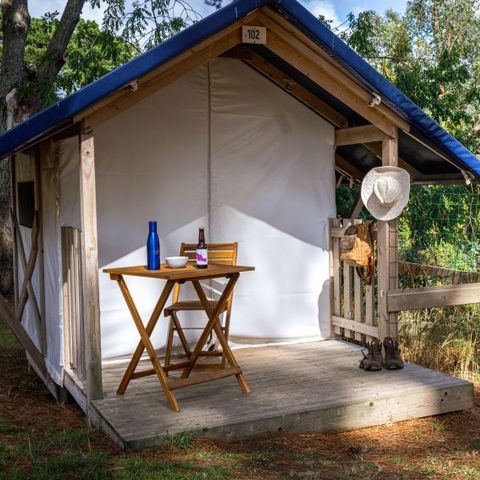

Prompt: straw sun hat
xmin=361 ymin=166 xmax=410 ymax=221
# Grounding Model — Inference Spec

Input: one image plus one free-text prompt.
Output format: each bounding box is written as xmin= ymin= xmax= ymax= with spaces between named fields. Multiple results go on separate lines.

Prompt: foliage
xmin=21 ymin=16 xmax=137 ymax=106
xmin=399 ymin=185 xmax=480 ymax=269
xmin=342 ymin=0 xmax=480 ymax=154
xmin=338 ymin=0 xmax=480 ymax=271
xmin=335 ymin=184 xmax=360 ymax=219
xmin=89 ymin=0 xmax=217 ymax=50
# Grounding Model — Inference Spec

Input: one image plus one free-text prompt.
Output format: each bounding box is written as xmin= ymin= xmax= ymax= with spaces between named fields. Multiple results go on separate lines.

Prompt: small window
xmin=17 ymin=181 xmax=35 ymax=228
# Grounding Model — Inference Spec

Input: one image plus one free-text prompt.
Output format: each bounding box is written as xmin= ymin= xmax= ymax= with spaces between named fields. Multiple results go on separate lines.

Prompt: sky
xmin=29 ymin=0 xmax=409 ymax=29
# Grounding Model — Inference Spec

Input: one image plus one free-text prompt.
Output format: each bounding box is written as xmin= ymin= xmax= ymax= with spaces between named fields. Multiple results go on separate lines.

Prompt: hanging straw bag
xmin=340 ymin=223 xmax=374 ymax=285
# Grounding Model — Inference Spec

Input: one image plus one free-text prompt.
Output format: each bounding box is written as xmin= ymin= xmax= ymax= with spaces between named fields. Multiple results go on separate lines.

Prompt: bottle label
xmin=196 ymin=249 xmax=208 ymax=266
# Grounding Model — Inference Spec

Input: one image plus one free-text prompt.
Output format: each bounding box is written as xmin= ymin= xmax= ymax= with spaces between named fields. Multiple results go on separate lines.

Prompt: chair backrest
xmin=179 ymin=242 xmax=238 ymax=266
xmin=172 ymin=242 xmax=238 ymax=303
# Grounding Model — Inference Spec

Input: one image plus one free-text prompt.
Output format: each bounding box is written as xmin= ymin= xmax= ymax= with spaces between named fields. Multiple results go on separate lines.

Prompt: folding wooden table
xmin=103 ymin=263 xmax=254 ymax=412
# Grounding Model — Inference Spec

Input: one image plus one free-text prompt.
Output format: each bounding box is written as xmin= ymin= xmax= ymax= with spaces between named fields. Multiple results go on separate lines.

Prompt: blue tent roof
xmin=1 ymin=0 xmax=478 ymax=178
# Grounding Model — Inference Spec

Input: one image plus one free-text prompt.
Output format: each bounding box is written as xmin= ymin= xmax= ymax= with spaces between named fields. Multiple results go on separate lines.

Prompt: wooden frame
xmin=255 ymin=8 xmax=409 ymax=137
xmin=335 ymin=125 xmax=386 ymax=146
xmin=241 ymin=48 xmax=348 ymax=128
xmin=388 ymin=282 xmax=480 ymax=312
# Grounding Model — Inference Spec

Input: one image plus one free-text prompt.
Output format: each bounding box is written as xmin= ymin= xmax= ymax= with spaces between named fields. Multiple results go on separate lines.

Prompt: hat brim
xmin=361 ymin=167 xmax=410 ymax=221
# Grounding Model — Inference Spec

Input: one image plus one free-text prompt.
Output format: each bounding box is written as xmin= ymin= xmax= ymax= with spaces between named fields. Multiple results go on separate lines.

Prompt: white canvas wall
xmin=91 ymin=58 xmax=335 ymax=359
xmin=210 ymin=59 xmax=336 ymax=340
xmin=94 ymin=66 xmax=210 ymax=359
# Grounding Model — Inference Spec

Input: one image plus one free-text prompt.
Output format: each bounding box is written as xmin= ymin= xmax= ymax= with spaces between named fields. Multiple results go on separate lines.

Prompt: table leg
xmin=114 ymin=276 xmax=179 ymax=411
xmin=184 ymin=275 xmax=250 ymax=394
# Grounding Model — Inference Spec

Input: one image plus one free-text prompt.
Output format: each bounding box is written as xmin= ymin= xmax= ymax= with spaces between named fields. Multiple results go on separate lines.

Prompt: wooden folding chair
xmin=164 ymin=242 xmax=238 ymax=372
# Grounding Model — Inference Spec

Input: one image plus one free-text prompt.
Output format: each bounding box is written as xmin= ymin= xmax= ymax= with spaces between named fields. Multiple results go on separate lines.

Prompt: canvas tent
xmin=0 ymin=0 xmax=479 ymax=424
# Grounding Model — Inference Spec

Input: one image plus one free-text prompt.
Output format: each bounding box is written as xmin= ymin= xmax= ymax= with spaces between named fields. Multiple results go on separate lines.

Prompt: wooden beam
xmin=79 ymin=126 xmax=103 ymax=402
xmin=363 ymin=142 xmax=421 ymax=180
xmin=0 ymin=290 xmax=47 ymax=377
xmin=15 ymin=213 xmax=40 ymax=324
xmin=245 ymin=50 xmax=348 ymax=128
xmin=11 ymin=210 xmax=42 ymax=336
xmin=79 ymin=14 xmax=266 ymax=129
xmin=34 ymin=148 xmax=47 ymax=354
xmin=376 ymin=132 xmax=399 ymax=340
xmin=411 ymin=174 xmax=466 ymax=185
xmin=221 ymin=45 xmax=253 ymax=60
xmin=335 ymin=154 xmax=365 ymax=181
xmin=10 ymin=156 xmax=19 ymax=307
xmin=262 ymin=7 xmax=410 ymax=132
xmin=256 ymin=10 xmax=409 ymax=137
xmin=335 ymin=125 xmax=385 ymax=146
xmin=387 ymin=282 xmax=480 ymax=312
xmin=331 ymin=316 xmax=378 ymax=338
xmin=349 ymin=194 xmax=364 ymax=218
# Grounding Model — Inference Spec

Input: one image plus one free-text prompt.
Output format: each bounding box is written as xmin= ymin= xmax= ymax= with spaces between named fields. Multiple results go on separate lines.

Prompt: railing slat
xmin=330 ymin=217 xmax=379 ymax=343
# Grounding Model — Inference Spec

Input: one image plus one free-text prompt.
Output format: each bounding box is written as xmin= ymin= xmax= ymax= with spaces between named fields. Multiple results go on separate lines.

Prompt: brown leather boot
xmin=383 ymin=337 xmax=404 ymax=370
xmin=359 ymin=339 xmax=383 ymax=371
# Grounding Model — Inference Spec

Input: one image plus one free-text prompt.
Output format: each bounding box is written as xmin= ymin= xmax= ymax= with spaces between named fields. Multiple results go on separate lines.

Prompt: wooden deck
xmin=90 ymin=340 xmax=474 ymax=451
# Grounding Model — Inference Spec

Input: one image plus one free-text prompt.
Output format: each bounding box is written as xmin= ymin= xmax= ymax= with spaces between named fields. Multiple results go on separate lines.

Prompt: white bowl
xmin=165 ymin=256 xmax=189 ymax=268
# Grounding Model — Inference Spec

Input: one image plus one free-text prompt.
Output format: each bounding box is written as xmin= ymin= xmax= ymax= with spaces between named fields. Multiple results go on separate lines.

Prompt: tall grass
xmin=399 ymin=305 xmax=480 ymax=381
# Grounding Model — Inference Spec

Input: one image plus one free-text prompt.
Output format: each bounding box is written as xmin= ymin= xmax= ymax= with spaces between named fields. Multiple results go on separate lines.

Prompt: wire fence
xmin=397 ymin=185 xmax=480 ymax=287
xmin=337 ymin=183 xmax=480 ymax=286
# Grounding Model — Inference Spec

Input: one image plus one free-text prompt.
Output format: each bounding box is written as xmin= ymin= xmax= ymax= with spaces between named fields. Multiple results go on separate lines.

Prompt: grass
xmin=0 ymin=314 xmax=17 ymax=349
xmin=163 ymin=429 xmax=195 ymax=451
xmin=113 ymin=457 xmax=232 ymax=480
xmin=6 ymin=452 xmax=110 ymax=480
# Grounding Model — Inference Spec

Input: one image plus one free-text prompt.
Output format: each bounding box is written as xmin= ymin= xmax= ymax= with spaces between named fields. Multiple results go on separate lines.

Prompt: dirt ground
xmin=1 ymin=345 xmax=480 ymax=480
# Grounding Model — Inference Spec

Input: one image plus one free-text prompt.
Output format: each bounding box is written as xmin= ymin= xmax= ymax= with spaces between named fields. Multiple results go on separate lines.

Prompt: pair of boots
xmin=359 ymin=337 xmax=404 ymax=371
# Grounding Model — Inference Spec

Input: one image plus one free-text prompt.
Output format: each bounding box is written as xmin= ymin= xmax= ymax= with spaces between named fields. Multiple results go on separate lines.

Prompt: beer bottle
xmin=196 ymin=227 xmax=208 ymax=269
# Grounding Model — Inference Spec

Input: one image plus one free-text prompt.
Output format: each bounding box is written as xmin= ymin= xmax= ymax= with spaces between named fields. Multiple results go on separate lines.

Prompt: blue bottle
xmin=147 ymin=221 xmax=160 ymax=270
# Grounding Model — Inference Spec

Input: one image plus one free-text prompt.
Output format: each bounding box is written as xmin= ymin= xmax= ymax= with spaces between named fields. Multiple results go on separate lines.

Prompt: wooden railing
xmin=331 ymin=218 xmax=480 ymax=342
xmin=398 ymin=261 xmax=480 ymax=286
xmin=329 ymin=218 xmax=378 ymax=343
xmin=62 ymin=227 xmax=86 ymax=382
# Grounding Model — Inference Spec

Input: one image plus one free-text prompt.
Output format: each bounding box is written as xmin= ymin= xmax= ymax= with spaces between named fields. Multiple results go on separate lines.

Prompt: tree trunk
xmin=0 ymin=0 xmax=86 ymax=299
xmin=0 ymin=160 xmax=12 ymax=298
xmin=0 ymin=0 xmax=30 ymax=299
xmin=21 ymin=0 xmax=86 ymax=114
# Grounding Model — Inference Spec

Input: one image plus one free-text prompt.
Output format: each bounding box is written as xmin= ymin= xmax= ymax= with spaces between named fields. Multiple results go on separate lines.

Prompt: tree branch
xmin=26 ymin=0 xmax=86 ymax=113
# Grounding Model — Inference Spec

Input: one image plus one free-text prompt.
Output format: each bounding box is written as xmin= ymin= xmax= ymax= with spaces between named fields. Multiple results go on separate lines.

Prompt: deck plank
xmin=91 ymin=340 xmax=474 ymax=450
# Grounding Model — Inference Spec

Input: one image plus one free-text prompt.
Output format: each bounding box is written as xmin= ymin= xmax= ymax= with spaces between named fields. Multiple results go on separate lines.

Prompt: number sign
xmin=242 ymin=26 xmax=267 ymax=44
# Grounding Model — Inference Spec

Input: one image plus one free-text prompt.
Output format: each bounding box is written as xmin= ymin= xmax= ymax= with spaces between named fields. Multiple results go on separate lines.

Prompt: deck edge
xmin=121 ymin=381 xmax=474 ymax=451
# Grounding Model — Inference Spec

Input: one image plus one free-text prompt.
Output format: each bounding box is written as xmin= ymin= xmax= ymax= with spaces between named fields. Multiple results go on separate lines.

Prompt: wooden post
xmin=35 ymin=147 xmax=47 ymax=355
xmin=79 ymin=125 xmax=103 ymax=402
xmin=377 ymin=130 xmax=399 ymax=340
xmin=10 ymin=156 xmax=18 ymax=308
xmin=329 ymin=218 xmax=341 ymax=336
